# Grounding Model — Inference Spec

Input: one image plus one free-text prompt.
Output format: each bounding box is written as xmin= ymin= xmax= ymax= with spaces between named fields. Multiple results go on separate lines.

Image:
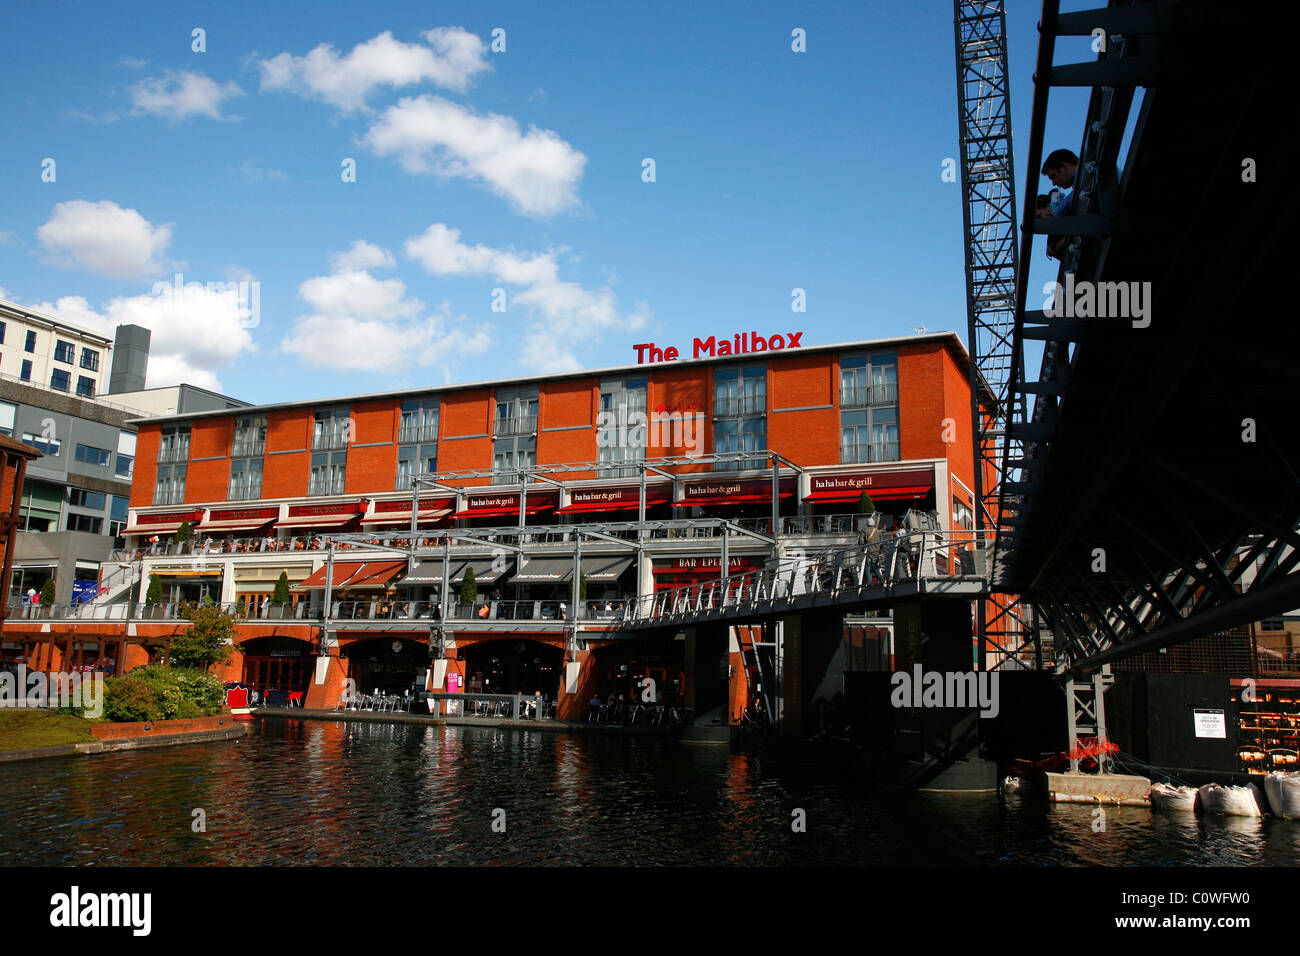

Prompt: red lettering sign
xmin=635 ymin=333 xmax=805 ymax=365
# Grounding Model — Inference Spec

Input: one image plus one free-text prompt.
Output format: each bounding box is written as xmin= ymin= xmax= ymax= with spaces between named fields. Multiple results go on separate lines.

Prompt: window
xmin=66 ymin=513 xmax=102 ymax=534
xmin=22 ymin=432 xmax=60 ymax=457
xmin=68 ymin=488 xmax=107 ymax=510
xmin=494 ymin=396 xmax=538 ymax=437
xmin=50 ymin=369 xmax=71 ymax=392
xmin=492 ymin=387 xmax=538 ymax=483
xmin=80 ymin=348 xmax=100 ymax=371
xmin=24 ymin=330 xmax=36 ymax=353
xmin=840 ymin=351 xmax=900 ymax=464
xmin=232 ymin=415 xmax=267 ymax=458
xmin=229 ymin=457 xmax=263 ymax=500
xmin=714 ymin=365 xmax=766 ymax=470
xmin=0 ymin=400 xmax=14 ymax=437
xmin=398 ymin=398 xmax=439 ymax=444
xmin=153 ymin=464 xmax=187 ymax=505
xmin=158 ymin=425 xmax=190 ymax=463
xmin=840 ymin=352 xmax=898 ymax=407
xmin=54 ymin=340 xmax=75 ymax=363
xmin=308 ymin=451 xmax=347 ymax=496
xmin=396 ymin=443 xmax=438 ymax=490
xmin=115 ymin=454 xmax=134 ymax=478
xmin=76 ymin=376 xmax=96 ymax=398
xmin=714 ymin=365 xmax=766 ymax=418
xmin=841 ymin=408 xmax=900 ymax=463
xmin=953 ymin=498 xmax=974 ymax=531
xmin=312 ymin=406 xmax=351 ymax=451
xmin=20 ymin=360 xmax=32 ymax=382
xmin=597 ymin=377 xmax=648 ymax=478
xmin=74 ymin=444 xmax=112 ymax=467
xmin=0 ymin=321 xmax=5 ymax=343
xmin=109 ymin=496 xmax=129 ymax=538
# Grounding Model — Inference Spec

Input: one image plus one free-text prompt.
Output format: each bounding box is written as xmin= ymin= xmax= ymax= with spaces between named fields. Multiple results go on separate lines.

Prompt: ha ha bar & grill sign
xmin=634 ymin=332 xmax=804 ymax=364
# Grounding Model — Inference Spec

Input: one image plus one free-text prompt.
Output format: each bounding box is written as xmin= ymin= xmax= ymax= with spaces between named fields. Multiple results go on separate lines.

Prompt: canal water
xmin=1 ymin=718 xmax=1297 ymax=866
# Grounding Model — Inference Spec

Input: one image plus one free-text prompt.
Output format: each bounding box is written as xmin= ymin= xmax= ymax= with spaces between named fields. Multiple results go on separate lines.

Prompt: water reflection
xmin=0 ymin=719 xmax=1297 ymax=866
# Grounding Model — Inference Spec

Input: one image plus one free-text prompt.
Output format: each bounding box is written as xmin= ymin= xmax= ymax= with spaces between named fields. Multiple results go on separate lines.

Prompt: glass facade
xmin=840 ymin=351 xmax=900 ymax=463
xmin=713 ymin=365 xmax=766 ymax=470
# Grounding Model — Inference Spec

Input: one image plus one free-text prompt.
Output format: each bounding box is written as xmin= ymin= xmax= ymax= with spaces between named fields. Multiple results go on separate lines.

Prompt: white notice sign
xmin=1194 ymin=708 xmax=1226 ymax=739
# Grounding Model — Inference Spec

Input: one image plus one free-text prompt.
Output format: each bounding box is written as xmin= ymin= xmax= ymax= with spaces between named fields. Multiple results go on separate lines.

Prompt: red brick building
xmin=5 ymin=332 xmax=986 ymax=720
xmin=1 ymin=434 xmax=43 ymax=631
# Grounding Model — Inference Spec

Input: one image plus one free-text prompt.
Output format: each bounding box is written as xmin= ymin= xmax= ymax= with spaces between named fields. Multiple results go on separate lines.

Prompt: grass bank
xmin=0 ymin=710 xmax=98 ymax=751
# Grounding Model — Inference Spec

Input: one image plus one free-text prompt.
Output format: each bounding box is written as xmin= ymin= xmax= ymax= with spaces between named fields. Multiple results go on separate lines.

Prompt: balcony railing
xmin=157 ymin=444 xmax=189 ymax=464
xmin=228 ymin=479 xmax=263 ymax=501
xmin=714 ymin=395 xmax=766 ymax=418
xmin=152 ymin=486 xmax=186 ymax=506
xmin=312 ymin=424 xmax=350 ymax=451
xmin=307 ymin=475 xmax=345 ymax=497
xmin=397 ymin=424 xmax=439 ymax=444
xmin=493 ymin=415 xmax=537 ymax=437
xmin=840 ymin=383 xmax=898 ymax=407
xmin=841 ymin=442 xmax=901 ymax=464
xmin=231 ymin=440 xmax=266 ymax=459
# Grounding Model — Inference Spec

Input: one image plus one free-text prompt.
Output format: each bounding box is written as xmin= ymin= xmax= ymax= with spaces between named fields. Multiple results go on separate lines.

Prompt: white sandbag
xmin=1150 ymin=782 xmax=1197 ymax=811
xmin=1264 ymin=772 xmax=1300 ymax=819
xmin=1197 ymin=782 xmax=1263 ymax=817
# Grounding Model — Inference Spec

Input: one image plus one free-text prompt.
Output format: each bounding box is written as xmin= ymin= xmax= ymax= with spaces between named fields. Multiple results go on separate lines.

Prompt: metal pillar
xmin=1065 ymin=665 xmax=1113 ymax=773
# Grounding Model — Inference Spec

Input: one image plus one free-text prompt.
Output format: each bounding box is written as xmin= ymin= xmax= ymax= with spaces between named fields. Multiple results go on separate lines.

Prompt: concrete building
xmin=0 ymin=299 xmax=247 ymax=607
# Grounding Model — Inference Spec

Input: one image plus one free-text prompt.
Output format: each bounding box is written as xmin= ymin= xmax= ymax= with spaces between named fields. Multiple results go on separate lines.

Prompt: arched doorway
xmin=240 ymin=636 xmax=315 ymax=696
xmin=346 ymin=637 xmax=430 ymax=695
xmin=460 ymin=639 xmax=563 ymax=697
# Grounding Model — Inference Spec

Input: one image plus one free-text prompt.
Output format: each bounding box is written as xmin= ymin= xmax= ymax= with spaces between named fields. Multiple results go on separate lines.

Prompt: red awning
xmin=451 ymin=502 xmax=554 ymax=519
xmin=299 ymin=562 xmax=366 ymax=588
xmin=360 ymin=508 xmax=452 ymax=525
xmin=276 ymin=513 xmax=360 ymax=528
xmin=558 ymin=488 xmax=672 ymax=514
xmin=344 ymin=560 xmax=408 ymax=588
xmin=672 ymin=490 xmax=793 ymax=507
xmin=198 ymin=517 xmax=278 ymax=532
xmin=805 ymin=484 xmax=933 ymax=502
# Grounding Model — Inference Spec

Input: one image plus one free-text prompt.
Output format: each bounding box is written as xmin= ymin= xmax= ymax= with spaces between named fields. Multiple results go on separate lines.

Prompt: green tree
xmin=174 ymin=520 xmax=193 ymax=544
xmin=270 ymin=571 xmax=291 ymax=605
xmin=40 ymin=578 xmax=56 ymax=605
xmin=857 ymin=492 xmax=876 ymax=515
xmin=459 ymin=565 xmax=477 ymax=606
xmin=145 ymin=573 xmax=163 ymax=605
xmin=170 ymin=602 xmax=236 ymax=671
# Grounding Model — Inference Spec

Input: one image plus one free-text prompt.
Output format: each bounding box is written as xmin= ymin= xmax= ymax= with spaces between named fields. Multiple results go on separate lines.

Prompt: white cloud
xmin=404 ymin=223 xmax=648 ymax=372
xmin=258 ymin=27 xmax=489 ymax=113
xmin=118 ymin=56 xmax=148 ymax=69
xmin=130 ymin=70 xmax=244 ymax=121
xmin=366 ymin=95 xmax=586 ymax=217
xmin=329 ymin=240 xmax=395 ymax=273
xmin=280 ymin=245 xmax=490 ymax=373
xmin=31 ymin=287 xmax=257 ymax=391
xmin=37 ymin=200 xmax=173 ymax=279
xmin=0 ymin=230 xmax=17 ymax=246
xmin=240 ymin=159 xmax=285 ymax=182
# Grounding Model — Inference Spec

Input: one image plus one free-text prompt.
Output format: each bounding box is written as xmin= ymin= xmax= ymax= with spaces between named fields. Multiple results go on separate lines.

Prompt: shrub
xmin=101 ymin=665 xmax=225 ymax=722
xmin=103 ymin=676 xmax=162 ymax=723
xmin=145 ymin=573 xmax=163 ymax=605
xmin=857 ymin=492 xmax=876 ymax=515
xmin=175 ymin=521 xmax=193 ymax=544
xmin=40 ymin=578 xmax=55 ymax=605
xmin=459 ymin=565 xmax=477 ymax=606
xmin=270 ymin=571 xmax=291 ymax=606
xmin=170 ymin=604 xmax=236 ymax=671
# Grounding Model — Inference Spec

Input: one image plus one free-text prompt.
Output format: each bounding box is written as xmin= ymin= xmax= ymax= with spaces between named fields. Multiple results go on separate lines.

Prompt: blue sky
xmin=0 ymin=0 xmax=1091 ymax=402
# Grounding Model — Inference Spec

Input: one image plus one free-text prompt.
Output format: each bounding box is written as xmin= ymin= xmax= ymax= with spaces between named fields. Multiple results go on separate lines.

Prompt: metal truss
xmin=953 ymin=0 xmax=1029 ymax=669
